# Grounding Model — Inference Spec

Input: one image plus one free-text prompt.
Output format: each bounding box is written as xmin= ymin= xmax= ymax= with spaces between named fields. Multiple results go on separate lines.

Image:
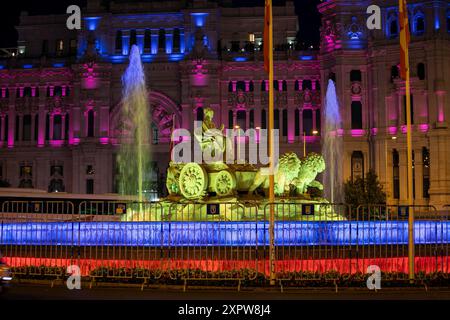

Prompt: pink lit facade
xmin=0 ymin=0 xmax=448 ymax=208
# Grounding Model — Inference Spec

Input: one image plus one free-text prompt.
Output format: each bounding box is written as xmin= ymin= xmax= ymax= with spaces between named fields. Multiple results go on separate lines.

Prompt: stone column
xmin=7 ymin=107 xmax=15 ymax=147
xmin=245 ymin=80 xmax=250 ymax=92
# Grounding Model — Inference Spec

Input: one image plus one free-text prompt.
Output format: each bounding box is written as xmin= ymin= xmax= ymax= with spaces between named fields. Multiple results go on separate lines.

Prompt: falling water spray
xmin=322 ymin=79 xmax=344 ymax=203
xmin=117 ymin=45 xmax=151 ymax=214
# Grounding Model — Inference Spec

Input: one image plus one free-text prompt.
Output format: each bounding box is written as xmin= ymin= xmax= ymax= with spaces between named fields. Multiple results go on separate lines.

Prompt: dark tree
xmin=344 ymin=170 xmax=387 ymax=219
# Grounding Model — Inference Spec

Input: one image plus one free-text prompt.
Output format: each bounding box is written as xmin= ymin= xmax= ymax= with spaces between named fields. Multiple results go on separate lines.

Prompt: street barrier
xmin=166 ymin=201 xmax=259 ymax=282
xmin=1 ymin=200 xmax=450 ymax=286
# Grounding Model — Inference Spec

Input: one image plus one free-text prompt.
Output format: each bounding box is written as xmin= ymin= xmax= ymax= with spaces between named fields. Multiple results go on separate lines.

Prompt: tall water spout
xmin=117 ymin=45 xmax=151 ymax=207
xmin=322 ymin=79 xmax=344 ymax=203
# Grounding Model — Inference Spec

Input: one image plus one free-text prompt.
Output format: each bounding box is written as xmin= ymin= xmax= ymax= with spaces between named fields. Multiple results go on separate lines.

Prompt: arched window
xmin=388 ymin=15 xmax=399 ymax=38
xmin=236 ymin=81 xmax=245 ymax=91
xmin=393 ymin=149 xmax=400 ymax=199
xmin=273 ymin=80 xmax=279 ymax=91
xmin=115 ymin=30 xmax=123 ymax=52
xmin=351 ymin=151 xmax=364 ymax=181
xmin=351 ymin=101 xmax=363 ymax=129
xmin=414 ymin=13 xmax=425 ymax=34
xmin=23 ymin=87 xmax=32 ymax=97
xmin=53 ymin=114 xmax=62 ymax=140
xmin=302 ymin=109 xmax=313 ymax=135
xmin=130 ymin=30 xmax=137 ymax=47
xmin=236 ymin=110 xmax=246 ymax=130
xmin=274 ymin=109 xmax=280 ymax=130
xmin=87 ymin=109 xmax=95 ymax=137
xmin=249 ymin=81 xmax=254 ymax=92
xmin=391 ymin=65 xmax=399 ymax=81
xmin=261 ymin=109 xmax=267 ymax=129
xmin=22 ymin=114 xmax=31 ymax=141
xmin=196 ymin=107 xmax=204 ymax=121
xmin=261 ymin=80 xmax=266 ymax=92
xmin=173 ymin=28 xmax=180 ymax=52
xmin=158 ymin=29 xmax=166 ymax=51
xmin=417 ymin=63 xmax=425 ymax=80
xmin=350 ymin=70 xmax=362 ymax=82
xmin=302 ymin=79 xmax=312 ymax=91
xmin=54 ymin=86 xmax=62 ymax=97
xmin=294 ymin=80 xmax=300 ymax=91
xmin=282 ymin=80 xmax=287 ymax=92
xmin=144 ymin=30 xmax=151 ymax=52
xmin=228 ymin=81 xmax=233 ymax=92
xmin=65 ymin=115 xmax=69 ymax=141
xmin=45 ymin=114 xmax=50 ymax=140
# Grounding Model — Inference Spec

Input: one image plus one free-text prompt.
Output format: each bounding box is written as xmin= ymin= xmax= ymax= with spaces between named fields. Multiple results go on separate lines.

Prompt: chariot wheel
xmin=213 ymin=170 xmax=236 ymax=197
xmin=178 ymin=163 xmax=208 ymax=199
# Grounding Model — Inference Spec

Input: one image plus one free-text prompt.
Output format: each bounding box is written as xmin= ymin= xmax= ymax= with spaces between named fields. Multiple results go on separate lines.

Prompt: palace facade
xmin=0 ymin=0 xmax=449 ymax=208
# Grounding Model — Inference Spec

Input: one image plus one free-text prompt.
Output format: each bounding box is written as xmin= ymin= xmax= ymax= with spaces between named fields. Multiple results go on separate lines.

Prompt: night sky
xmin=0 ymin=0 xmax=321 ymax=48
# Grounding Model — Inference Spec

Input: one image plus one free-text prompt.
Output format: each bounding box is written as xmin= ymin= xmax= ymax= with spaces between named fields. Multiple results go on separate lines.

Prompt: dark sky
xmin=0 ymin=0 xmax=321 ymax=48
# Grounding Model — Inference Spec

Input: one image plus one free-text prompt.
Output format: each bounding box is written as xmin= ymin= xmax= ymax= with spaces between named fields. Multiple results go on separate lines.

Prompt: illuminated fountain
xmin=117 ymin=45 xmax=151 ymax=211
xmin=322 ymin=79 xmax=344 ymax=203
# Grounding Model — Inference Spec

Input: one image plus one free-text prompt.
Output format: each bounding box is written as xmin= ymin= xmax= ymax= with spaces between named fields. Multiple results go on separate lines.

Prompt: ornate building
xmin=0 ymin=0 xmax=449 ymax=208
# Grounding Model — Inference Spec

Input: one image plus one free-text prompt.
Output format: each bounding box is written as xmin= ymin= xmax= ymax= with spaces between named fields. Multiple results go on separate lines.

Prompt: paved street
xmin=3 ymin=282 xmax=450 ymax=300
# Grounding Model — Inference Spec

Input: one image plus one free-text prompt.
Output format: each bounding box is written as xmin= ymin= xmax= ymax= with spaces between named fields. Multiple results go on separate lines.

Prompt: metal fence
xmin=166 ymin=201 xmax=259 ymax=282
xmin=1 ymin=200 xmax=449 ymax=286
xmin=0 ymin=200 xmax=75 ymax=278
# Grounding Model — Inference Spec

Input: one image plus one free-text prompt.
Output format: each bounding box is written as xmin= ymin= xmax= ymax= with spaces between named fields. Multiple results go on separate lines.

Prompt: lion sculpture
xmin=248 ymin=152 xmax=302 ymax=196
xmin=292 ymin=152 xmax=326 ymax=195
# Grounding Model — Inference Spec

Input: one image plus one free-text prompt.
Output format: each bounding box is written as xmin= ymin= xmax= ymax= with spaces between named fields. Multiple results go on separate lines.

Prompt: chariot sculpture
xmin=166 ymin=108 xmax=326 ymax=200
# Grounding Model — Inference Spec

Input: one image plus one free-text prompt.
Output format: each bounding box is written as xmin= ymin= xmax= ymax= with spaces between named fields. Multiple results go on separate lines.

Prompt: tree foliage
xmin=344 ymin=170 xmax=386 ymax=218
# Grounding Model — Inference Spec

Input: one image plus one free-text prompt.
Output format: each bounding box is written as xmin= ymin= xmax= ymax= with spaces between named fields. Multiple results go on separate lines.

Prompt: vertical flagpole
xmin=405 ymin=52 xmax=414 ymax=282
xmin=399 ymin=0 xmax=414 ymax=282
xmin=267 ymin=0 xmax=276 ymax=286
